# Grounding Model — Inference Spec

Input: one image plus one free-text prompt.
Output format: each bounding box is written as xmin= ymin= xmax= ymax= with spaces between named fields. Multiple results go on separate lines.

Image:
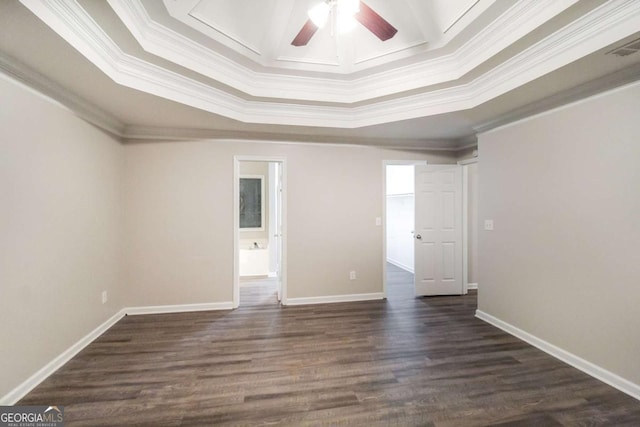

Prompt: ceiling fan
xmin=292 ymin=0 xmax=398 ymax=47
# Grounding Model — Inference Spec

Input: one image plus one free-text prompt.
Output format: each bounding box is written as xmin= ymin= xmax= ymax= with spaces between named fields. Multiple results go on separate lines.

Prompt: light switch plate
xmin=375 ymin=217 xmax=382 ymax=226
xmin=484 ymin=220 xmax=494 ymax=231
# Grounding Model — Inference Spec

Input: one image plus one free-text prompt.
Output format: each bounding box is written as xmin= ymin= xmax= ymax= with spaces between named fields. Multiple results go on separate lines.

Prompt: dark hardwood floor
xmin=19 ymin=264 xmax=640 ymax=425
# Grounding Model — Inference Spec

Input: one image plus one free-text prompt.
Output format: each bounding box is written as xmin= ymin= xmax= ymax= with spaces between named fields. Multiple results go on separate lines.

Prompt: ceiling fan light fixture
xmin=338 ymin=0 xmax=360 ymax=16
xmin=337 ymin=13 xmax=357 ymax=33
xmin=308 ymin=2 xmax=330 ymax=28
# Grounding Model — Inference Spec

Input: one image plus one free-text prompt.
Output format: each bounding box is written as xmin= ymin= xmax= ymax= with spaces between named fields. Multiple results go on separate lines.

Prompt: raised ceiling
xmin=2 ymin=0 xmax=640 ymax=149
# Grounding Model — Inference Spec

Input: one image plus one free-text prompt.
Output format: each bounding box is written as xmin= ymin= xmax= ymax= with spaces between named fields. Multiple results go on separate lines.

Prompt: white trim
xmin=125 ymin=302 xmax=233 ymax=315
xmin=187 ymin=11 xmax=262 ymax=56
xmin=286 ymin=293 xmax=384 ymax=306
xmin=467 ymin=282 xmax=478 ymax=290
xmin=0 ymin=300 xmax=236 ymax=405
xmin=353 ymin=40 xmax=428 ymax=65
xmin=0 ymin=53 xmax=124 ymax=137
xmin=0 ymin=59 xmax=461 ymax=150
xmin=462 ymin=164 xmax=469 ymax=295
xmin=233 ymin=158 xmax=240 ymax=308
xmin=458 ymin=158 xmax=478 ymax=165
xmin=124 ymin=130 xmax=462 ymax=150
xmin=234 ymin=156 xmax=288 ymax=308
xmin=443 ymin=0 xmax=481 ymax=34
xmin=20 ymin=0 xmax=640 ymax=129
xmin=473 ymin=62 xmax=640 ymax=135
xmin=107 ymin=0 xmax=574 ymax=101
xmin=479 ymin=78 xmax=640 ymax=137
xmin=456 ymin=141 xmax=479 ymax=152
xmin=0 ymin=309 xmax=126 ymax=405
xmin=475 ymin=310 xmax=640 ymax=402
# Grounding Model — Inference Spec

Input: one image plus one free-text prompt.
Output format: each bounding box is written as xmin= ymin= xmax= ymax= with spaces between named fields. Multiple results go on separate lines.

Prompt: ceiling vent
xmin=607 ymin=37 xmax=640 ymax=57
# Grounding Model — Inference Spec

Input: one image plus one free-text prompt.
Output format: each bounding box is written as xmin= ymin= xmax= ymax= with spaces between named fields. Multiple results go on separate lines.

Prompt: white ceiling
xmin=1 ymin=0 xmax=640 ymax=150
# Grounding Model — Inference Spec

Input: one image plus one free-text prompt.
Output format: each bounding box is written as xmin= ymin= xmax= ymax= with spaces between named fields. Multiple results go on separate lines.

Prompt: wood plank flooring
xmin=19 ymin=264 xmax=640 ymax=426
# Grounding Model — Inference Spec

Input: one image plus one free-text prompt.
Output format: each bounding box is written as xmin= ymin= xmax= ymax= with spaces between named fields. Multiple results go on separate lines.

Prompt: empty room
xmin=1 ymin=0 xmax=640 ymax=425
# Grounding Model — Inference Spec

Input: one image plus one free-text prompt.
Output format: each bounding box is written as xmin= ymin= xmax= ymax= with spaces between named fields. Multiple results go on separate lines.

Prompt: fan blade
xmin=291 ymin=19 xmax=319 ymax=46
xmin=355 ymin=2 xmax=397 ymax=41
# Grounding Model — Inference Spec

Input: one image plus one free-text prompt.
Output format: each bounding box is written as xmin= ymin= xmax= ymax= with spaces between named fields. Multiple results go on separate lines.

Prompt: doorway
xmin=383 ymin=161 xmax=422 ymax=299
xmin=383 ymin=160 xmax=477 ymax=298
xmin=460 ymin=158 xmax=479 ymax=291
xmin=233 ymin=156 xmax=287 ymax=308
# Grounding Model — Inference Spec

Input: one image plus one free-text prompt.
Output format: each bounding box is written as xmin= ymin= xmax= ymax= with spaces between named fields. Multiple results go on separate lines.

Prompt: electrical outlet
xmin=484 ymin=220 xmax=494 ymax=231
xmin=101 ymin=291 xmax=108 ymax=304
xmin=349 ymin=271 xmax=356 ymax=280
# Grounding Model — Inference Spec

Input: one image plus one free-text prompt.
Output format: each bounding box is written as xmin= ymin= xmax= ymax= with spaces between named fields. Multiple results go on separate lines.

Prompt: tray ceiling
xmin=3 ymin=0 xmax=640 ymax=148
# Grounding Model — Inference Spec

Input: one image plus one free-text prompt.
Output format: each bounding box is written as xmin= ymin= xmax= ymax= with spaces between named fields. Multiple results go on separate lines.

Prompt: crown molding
xmin=0 ymin=52 xmax=124 ymax=137
xmin=18 ymin=0 xmax=640 ymax=130
xmin=121 ymin=125 xmax=464 ymax=150
xmin=106 ymin=0 xmax=577 ymax=103
xmin=474 ymin=62 xmax=640 ymax=135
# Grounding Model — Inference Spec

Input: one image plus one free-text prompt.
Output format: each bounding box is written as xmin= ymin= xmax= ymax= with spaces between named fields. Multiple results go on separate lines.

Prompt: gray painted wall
xmin=124 ymin=142 xmax=456 ymax=305
xmin=0 ymin=76 xmax=124 ymax=399
xmin=478 ymin=81 xmax=640 ymax=386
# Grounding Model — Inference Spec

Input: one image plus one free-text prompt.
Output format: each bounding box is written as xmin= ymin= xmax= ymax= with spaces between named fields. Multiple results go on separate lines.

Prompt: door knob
xmin=416 ymin=234 xmax=422 ymax=240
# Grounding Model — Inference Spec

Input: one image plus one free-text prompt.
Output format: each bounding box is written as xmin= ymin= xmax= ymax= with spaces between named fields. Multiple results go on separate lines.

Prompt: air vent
xmin=607 ymin=37 xmax=640 ymax=57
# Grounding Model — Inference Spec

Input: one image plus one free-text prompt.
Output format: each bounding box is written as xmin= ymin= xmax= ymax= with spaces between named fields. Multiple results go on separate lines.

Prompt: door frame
xmin=381 ymin=160 xmax=427 ymax=299
xmin=383 ymin=160 xmax=475 ymax=298
xmin=458 ymin=157 xmax=478 ymax=294
xmin=233 ymin=155 xmax=288 ymax=308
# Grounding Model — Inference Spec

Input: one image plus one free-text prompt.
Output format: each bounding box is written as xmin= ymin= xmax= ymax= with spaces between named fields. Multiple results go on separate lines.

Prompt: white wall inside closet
xmin=385 ymin=165 xmax=415 ymax=273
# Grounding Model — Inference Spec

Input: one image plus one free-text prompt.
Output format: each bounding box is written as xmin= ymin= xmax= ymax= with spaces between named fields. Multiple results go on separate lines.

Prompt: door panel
xmin=414 ymin=165 xmax=463 ymax=296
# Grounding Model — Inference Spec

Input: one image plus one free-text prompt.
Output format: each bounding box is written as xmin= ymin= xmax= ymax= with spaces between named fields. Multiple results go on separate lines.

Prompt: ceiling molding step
xmin=0 ymin=52 xmax=125 ymax=137
xmin=443 ymin=0 xmax=481 ymax=34
xmin=108 ymin=0 xmax=353 ymax=102
xmin=18 ymin=0 xmax=640 ymax=129
xmin=275 ymin=56 xmax=341 ymax=67
xmin=339 ymin=0 xmax=640 ymax=125
xmin=468 ymin=0 xmax=640 ymax=105
xmin=353 ymin=40 xmax=428 ymax=65
xmin=121 ymin=125 xmax=460 ymax=151
xmin=106 ymin=0 xmax=578 ymax=103
xmin=455 ymin=138 xmax=480 ymax=151
xmin=187 ymin=11 xmax=263 ymax=56
xmin=473 ymin=62 xmax=640 ymax=134
xmin=354 ymin=0 xmax=577 ymax=99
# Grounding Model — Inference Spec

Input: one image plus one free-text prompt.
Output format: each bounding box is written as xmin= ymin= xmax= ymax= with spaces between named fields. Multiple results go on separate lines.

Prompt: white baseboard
xmin=387 ymin=259 xmax=414 ymax=274
xmin=475 ymin=310 xmax=640 ymax=401
xmin=1 ymin=301 xmax=234 ymax=405
xmin=125 ymin=302 xmax=234 ymax=315
xmin=467 ymin=282 xmax=478 ymax=290
xmin=0 ymin=309 xmax=126 ymax=405
xmin=286 ymin=292 xmax=384 ymax=306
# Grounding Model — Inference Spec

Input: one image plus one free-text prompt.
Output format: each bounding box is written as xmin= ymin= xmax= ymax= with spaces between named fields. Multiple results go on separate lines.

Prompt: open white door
xmin=414 ymin=164 xmax=464 ymax=296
